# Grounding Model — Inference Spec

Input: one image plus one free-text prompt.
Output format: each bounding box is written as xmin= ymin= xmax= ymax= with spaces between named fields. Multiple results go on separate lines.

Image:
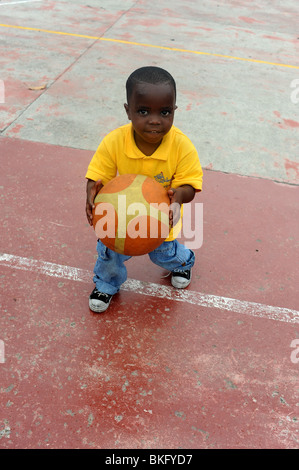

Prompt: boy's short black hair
xmin=126 ymin=66 xmax=176 ymax=102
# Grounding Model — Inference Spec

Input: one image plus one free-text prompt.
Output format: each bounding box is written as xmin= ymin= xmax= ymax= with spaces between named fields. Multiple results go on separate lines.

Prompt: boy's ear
xmin=124 ymin=103 xmax=130 ymax=119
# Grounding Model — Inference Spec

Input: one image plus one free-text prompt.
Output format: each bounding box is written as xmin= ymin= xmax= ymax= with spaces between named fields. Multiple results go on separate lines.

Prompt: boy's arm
xmin=168 ymin=184 xmax=195 ymax=227
xmin=86 ymin=179 xmax=103 ymax=226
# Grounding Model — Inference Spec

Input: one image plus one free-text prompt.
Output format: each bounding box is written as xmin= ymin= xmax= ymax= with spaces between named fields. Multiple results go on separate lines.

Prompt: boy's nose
xmin=149 ymin=114 xmax=161 ymax=125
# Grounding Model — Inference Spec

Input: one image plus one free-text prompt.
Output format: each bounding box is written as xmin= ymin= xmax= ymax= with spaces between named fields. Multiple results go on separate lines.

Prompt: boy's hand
xmin=86 ymin=179 xmax=103 ymax=226
xmin=167 ymin=188 xmax=183 ymax=228
xmin=167 ymin=185 xmax=196 ymax=227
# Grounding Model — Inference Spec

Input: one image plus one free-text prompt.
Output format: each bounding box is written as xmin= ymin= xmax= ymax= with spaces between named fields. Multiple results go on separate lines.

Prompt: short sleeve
xmin=171 ymin=145 xmax=203 ymax=192
xmin=85 ymin=139 xmax=117 ymax=184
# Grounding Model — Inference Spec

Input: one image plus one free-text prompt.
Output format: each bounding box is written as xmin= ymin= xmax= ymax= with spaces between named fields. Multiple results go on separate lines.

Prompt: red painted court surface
xmin=0 ymin=0 xmax=299 ymax=450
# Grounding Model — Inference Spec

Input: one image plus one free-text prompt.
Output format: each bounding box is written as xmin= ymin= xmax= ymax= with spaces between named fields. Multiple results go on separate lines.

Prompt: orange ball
xmin=92 ymin=174 xmax=170 ymax=255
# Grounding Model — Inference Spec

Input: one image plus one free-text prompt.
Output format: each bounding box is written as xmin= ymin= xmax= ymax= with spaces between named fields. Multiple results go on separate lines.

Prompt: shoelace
xmin=161 ymin=270 xmax=189 ymax=278
xmin=161 ymin=271 xmax=171 ymax=279
xmin=94 ymin=290 xmax=110 ymax=299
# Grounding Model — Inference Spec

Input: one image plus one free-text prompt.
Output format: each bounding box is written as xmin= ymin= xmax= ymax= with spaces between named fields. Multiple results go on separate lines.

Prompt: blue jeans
xmin=93 ymin=239 xmax=195 ymax=295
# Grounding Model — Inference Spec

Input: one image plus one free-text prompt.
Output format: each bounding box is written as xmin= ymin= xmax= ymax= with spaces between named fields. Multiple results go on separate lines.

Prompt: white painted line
xmin=1 ymin=253 xmax=298 ymax=324
xmin=0 ymin=253 xmax=90 ymax=282
xmin=0 ymin=0 xmax=42 ymax=6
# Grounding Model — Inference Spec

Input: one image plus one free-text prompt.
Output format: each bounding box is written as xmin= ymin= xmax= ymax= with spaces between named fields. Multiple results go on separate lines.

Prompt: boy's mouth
xmin=145 ymin=130 xmax=163 ymax=139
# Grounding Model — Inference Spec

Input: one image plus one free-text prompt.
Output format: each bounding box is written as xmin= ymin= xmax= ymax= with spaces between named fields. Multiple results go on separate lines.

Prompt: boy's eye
xmin=137 ymin=109 xmax=172 ymax=117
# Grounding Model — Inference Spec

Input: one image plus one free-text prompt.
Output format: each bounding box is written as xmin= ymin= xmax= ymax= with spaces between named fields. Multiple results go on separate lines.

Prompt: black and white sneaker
xmin=171 ymin=269 xmax=191 ymax=289
xmin=89 ymin=288 xmax=113 ymax=313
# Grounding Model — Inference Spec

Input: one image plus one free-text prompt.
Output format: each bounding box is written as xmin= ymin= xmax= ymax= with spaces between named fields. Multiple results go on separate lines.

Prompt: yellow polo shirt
xmin=86 ymin=123 xmax=203 ymax=241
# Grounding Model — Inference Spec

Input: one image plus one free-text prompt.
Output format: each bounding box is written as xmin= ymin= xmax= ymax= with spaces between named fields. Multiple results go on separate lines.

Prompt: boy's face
xmin=124 ymin=82 xmax=177 ymax=154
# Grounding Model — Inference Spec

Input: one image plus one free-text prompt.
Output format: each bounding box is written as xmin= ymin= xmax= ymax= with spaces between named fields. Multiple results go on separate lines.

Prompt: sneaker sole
xmin=89 ymin=299 xmax=111 ymax=313
xmin=171 ymin=276 xmax=191 ymax=289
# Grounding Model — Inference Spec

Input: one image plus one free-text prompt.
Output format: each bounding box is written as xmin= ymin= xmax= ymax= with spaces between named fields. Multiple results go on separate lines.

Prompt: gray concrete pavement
xmin=0 ymin=0 xmax=298 ymax=182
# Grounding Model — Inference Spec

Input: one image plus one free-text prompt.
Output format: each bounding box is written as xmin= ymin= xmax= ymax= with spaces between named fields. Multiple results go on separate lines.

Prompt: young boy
xmin=85 ymin=66 xmax=203 ymax=313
